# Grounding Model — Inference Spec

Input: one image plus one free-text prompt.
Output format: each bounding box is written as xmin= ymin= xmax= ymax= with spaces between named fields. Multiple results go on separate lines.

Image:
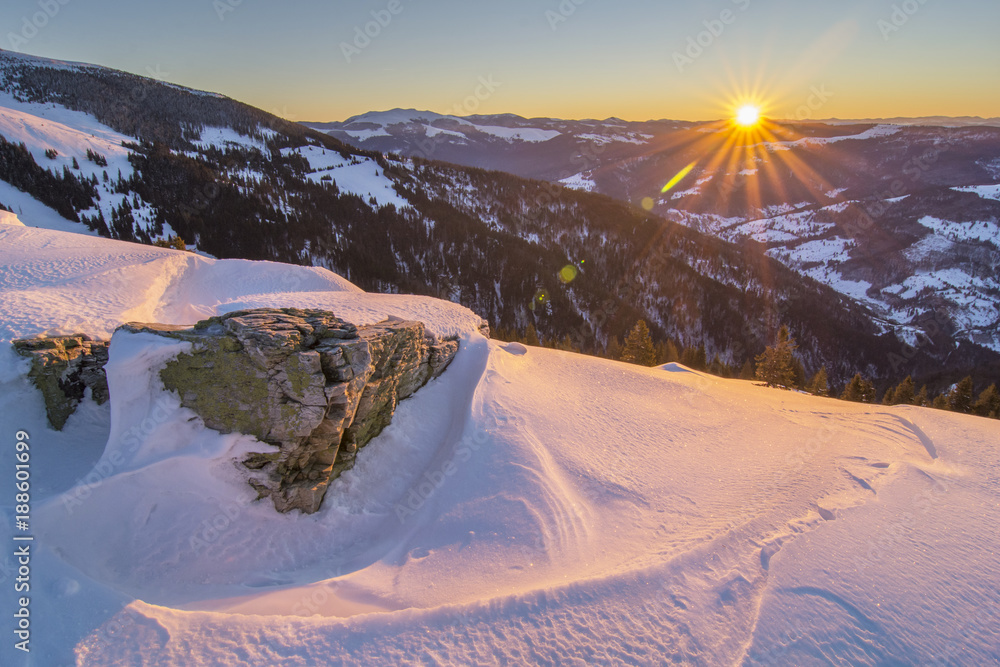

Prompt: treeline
xmin=0 ymin=136 xmax=96 ymax=221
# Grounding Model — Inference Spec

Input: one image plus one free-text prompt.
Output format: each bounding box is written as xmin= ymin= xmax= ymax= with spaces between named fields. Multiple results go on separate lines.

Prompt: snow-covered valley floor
xmin=1 ymin=214 xmax=999 ymax=665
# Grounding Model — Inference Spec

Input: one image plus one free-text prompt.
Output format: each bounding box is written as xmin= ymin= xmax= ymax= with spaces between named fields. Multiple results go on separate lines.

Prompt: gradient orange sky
xmin=2 ymin=0 xmax=998 ymax=122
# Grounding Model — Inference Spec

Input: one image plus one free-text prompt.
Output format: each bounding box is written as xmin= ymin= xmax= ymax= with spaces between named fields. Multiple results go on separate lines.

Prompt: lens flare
xmin=559 ymin=265 xmax=578 ymax=284
xmin=661 ymin=162 xmax=696 ymax=194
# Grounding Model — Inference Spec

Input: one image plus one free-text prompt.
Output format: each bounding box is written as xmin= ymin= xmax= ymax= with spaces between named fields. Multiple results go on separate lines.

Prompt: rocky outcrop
xmin=122 ymin=308 xmax=459 ymax=513
xmin=13 ymin=335 xmax=110 ymax=430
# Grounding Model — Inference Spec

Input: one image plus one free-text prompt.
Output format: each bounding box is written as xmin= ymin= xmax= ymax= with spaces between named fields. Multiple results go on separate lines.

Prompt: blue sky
xmin=2 ymin=0 xmax=998 ymax=121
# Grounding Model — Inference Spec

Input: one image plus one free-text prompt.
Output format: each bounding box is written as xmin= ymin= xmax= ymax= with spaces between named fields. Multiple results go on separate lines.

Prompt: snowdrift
xmin=1 ymin=224 xmax=999 ymax=666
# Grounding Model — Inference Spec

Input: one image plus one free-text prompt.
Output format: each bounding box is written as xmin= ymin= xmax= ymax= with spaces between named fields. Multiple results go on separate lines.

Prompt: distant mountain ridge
xmin=2 ymin=50 xmax=998 ymax=392
xmin=309 ymin=109 xmax=1000 ymax=361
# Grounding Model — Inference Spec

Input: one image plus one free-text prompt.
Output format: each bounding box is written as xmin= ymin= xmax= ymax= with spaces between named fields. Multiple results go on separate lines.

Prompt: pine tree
xmin=932 ymin=393 xmax=950 ymax=410
xmin=524 ymin=323 xmax=540 ymax=347
xmin=914 ymin=385 xmax=929 ymax=407
xmin=948 ymin=376 xmax=974 ymax=414
xmin=806 ymin=367 xmax=829 ymax=396
xmin=754 ymin=325 xmax=798 ymax=389
xmin=739 ymin=359 xmax=755 ymax=380
xmin=556 ymin=334 xmax=579 ymax=352
xmin=621 ymin=320 xmax=657 ymax=366
xmin=680 ymin=344 xmax=707 ymax=371
xmin=840 ymin=373 xmax=875 ymax=403
xmin=890 ymin=376 xmax=915 ymax=405
xmin=605 ymin=335 xmax=622 ymax=360
xmin=973 ymin=384 xmax=999 ymax=419
xmin=708 ymin=355 xmax=729 ymax=377
xmin=655 ymin=340 xmax=678 ymax=365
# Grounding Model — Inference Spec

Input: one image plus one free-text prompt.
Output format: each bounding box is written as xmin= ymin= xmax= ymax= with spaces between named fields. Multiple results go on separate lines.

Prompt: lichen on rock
xmin=12 ymin=335 xmax=110 ymax=430
xmin=121 ymin=308 xmax=459 ymax=514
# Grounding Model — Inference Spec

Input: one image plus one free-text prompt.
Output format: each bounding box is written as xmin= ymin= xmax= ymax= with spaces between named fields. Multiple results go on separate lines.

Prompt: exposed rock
xmin=12 ymin=335 xmax=110 ymax=430
xmin=121 ymin=308 xmax=459 ymax=514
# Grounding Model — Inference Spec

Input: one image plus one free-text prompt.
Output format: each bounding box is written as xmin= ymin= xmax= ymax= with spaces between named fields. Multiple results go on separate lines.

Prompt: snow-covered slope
xmin=1 ymin=224 xmax=998 ymax=665
xmin=314 ymin=109 xmax=568 ymax=146
xmin=0 ymin=50 xmax=410 ymax=246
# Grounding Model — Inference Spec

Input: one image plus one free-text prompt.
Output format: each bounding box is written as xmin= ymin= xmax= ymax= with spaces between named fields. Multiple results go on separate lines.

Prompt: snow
xmin=192 ymin=126 xmax=273 ymax=153
xmin=342 ymin=126 xmax=392 ymax=141
xmin=342 ymin=109 xmax=443 ymax=126
xmin=466 ymin=124 xmax=560 ymax=143
xmin=280 ymin=145 xmax=411 ymax=210
xmin=577 ymin=132 xmax=650 ymax=145
xmin=557 ymin=172 xmax=596 ymax=192
xmin=424 ymin=125 xmax=467 ymax=140
xmin=765 ymin=125 xmax=902 ymax=151
xmin=309 ymin=160 xmax=409 ymax=209
xmin=0 ymin=90 xmax=138 ymax=182
xmin=2 ymin=226 xmax=1000 ymax=665
xmin=0 ymin=208 xmax=22 ymax=226
xmin=952 ymin=183 xmax=1000 ymax=201
xmin=0 ymin=179 xmax=99 ymax=236
xmin=917 ymin=214 xmax=999 ymax=243
xmin=330 ymin=110 xmax=560 ymax=144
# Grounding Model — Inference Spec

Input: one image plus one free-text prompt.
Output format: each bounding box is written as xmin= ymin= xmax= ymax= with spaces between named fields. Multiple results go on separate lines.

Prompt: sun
xmin=735 ymin=104 xmax=760 ymax=127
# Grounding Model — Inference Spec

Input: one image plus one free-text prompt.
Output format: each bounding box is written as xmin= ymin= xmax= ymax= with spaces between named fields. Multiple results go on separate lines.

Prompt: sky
xmin=2 ymin=0 xmax=998 ymax=123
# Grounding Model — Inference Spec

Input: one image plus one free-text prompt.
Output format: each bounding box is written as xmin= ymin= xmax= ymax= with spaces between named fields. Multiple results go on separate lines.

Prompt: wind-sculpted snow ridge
xmin=58 ymin=346 xmax=1000 ymax=666
xmin=1 ymin=227 xmax=998 ymax=666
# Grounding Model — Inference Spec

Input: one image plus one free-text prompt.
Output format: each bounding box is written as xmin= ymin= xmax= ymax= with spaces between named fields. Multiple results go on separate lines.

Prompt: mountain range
xmin=2 ymin=49 xmax=998 ymax=394
xmin=311 ymin=109 xmax=1000 ymax=368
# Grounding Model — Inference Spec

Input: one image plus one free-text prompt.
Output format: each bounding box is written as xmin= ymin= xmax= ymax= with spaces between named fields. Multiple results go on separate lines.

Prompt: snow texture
xmin=1 ymin=225 xmax=999 ymax=665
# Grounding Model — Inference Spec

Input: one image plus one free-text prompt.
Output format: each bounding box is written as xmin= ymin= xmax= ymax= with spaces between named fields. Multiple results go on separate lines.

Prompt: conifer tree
xmin=890 ymin=376 xmax=915 ymax=405
xmin=914 ymin=385 xmax=929 ymax=407
xmin=655 ymin=340 xmax=679 ymax=365
xmin=680 ymin=344 xmax=707 ymax=371
xmin=556 ymin=334 xmax=579 ymax=352
xmin=754 ymin=325 xmax=798 ymax=389
xmin=973 ymin=384 xmax=1000 ymax=418
xmin=621 ymin=320 xmax=656 ymax=366
xmin=948 ymin=376 xmax=974 ymax=414
xmin=840 ymin=373 xmax=876 ymax=403
xmin=605 ymin=336 xmax=621 ymax=360
xmin=932 ymin=393 xmax=950 ymax=410
xmin=739 ymin=359 xmax=755 ymax=380
xmin=524 ymin=323 xmax=540 ymax=347
xmin=708 ymin=355 xmax=729 ymax=377
xmin=806 ymin=367 xmax=829 ymax=396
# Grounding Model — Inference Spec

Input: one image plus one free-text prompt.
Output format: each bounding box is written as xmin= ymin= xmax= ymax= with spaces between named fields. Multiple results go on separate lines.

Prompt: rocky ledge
xmin=13 ymin=334 xmax=110 ymax=430
xmin=13 ymin=308 xmax=460 ymax=514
